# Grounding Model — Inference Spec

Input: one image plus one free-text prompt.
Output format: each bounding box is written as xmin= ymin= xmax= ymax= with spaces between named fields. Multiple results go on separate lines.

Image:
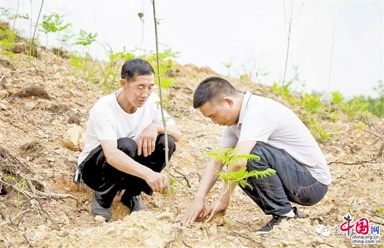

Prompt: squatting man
xmin=182 ymin=76 xmax=331 ymax=234
xmin=75 ymin=58 xmax=182 ymax=221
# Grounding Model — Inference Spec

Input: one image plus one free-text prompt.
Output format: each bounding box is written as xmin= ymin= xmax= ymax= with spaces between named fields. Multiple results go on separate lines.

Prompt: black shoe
xmin=91 ymin=192 xmax=111 ymax=222
xmin=256 ymin=207 xmax=301 ymax=235
xmin=121 ymin=195 xmax=147 ymax=213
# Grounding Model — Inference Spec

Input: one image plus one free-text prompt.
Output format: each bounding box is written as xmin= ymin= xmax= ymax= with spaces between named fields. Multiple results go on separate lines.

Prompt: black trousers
xmin=241 ymin=144 xmax=328 ymax=216
xmin=80 ymin=135 xmax=176 ymax=208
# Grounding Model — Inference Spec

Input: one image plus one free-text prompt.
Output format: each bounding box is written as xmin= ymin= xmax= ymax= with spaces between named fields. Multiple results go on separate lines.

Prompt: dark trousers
xmin=80 ymin=135 xmax=176 ymax=208
xmin=241 ymin=143 xmax=328 ymax=216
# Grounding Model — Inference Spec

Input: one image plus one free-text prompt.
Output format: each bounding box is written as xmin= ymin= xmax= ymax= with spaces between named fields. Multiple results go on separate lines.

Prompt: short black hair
xmin=121 ymin=58 xmax=154 ymax=81
xmin=193 ymin=76 xmax=237 ymax=108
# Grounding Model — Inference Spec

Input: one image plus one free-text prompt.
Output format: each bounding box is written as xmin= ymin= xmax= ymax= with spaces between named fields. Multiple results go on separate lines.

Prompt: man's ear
xmin=223 ymin=97 xmax=234 ymax=108
xmin=120 ymin=79 xmax=126 ymax=88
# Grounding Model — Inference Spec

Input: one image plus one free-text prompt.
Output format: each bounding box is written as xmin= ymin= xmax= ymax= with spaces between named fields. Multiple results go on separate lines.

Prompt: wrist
xmin=194 ymin=192 xmax=206 ymax=201
xmin=152 ymin=123 xmax=163 ymax=134
xmin=142 ymin=167 xmax=155 ymax=181
xmin=220 ymin=194 xmax=231 ymax=205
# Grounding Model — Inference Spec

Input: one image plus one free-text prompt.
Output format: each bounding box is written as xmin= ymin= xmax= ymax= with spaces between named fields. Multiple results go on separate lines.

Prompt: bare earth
xmin=0 ymin=45 xmax=383 ymax=248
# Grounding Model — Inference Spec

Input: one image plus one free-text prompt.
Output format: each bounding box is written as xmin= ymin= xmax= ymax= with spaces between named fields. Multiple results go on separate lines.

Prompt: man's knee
xmin=117 ymin=138 xmax=137 ymax=157
xmin=157 ymin=135 xmax=176 ymax=154
xmin=246 ymin=143 xmax=272 ymax=170
xmin=294 ymin=182 xmax=328 ymax=206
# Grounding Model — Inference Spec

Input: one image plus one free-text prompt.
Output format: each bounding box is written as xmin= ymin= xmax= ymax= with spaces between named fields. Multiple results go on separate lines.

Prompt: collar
xmin=237 ymin=91 xmax=252 ymax=128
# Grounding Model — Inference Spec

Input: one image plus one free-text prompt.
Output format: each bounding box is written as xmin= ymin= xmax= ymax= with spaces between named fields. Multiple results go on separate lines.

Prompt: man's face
xmin=199 ymin=99 xmax=236 ymax=126
xmin=122 ymin=74 xmax=155 ymax=108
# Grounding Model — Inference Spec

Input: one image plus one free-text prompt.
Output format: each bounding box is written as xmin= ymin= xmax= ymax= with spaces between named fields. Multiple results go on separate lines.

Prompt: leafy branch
xmin=205 ymin=148 xmax=275 ymax=221
xmin=219 ymin=167 xmax=276 ymax=189
xmin=206 ymin=148 xmax=276 ymax=189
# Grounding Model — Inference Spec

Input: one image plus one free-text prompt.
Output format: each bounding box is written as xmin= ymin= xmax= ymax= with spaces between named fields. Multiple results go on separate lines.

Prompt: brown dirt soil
xmin=0 ymin=43 xmax=383 ymax=248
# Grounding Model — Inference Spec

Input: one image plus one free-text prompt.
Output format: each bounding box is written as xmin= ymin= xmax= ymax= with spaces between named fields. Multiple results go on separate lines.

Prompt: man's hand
xmin=144 ymin=170 xmax=168 ymax=194
xmin=204 ymin=198 xmax=229 ymax=222
xmin=138 ymin=124 xmax=159 ymax=157
xmin=182 ymin=198 xmax=207 ymax=225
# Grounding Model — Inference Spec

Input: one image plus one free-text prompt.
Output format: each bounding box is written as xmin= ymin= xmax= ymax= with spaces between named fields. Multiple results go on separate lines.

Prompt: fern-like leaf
xmin=218 ymin=167 xmax=276 ymax=190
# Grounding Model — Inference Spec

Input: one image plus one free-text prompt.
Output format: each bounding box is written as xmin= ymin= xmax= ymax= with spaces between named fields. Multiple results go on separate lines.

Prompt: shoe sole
xmin=255 ymin=230 xmax=270 ymax=235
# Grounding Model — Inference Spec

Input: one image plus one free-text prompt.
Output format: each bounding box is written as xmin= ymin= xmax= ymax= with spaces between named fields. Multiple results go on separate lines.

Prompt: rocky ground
xmin=0 ymin=37 xmax=383 ymax=248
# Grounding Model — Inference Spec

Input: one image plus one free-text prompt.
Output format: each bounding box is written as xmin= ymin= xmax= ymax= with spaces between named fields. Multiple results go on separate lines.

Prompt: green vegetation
xmin=3 ymin=175 xmax=28 ymax=215
xmin=0 ymin=6 xmax=382 ymax=146
xmin=300 ymin=93 xmax=322 ymax=114
xmin=331 ymin=91 xmax=344 ymax=104
xmin=206 ymin=148 xmax=276 ymax=189
xmin=68 ymin=48 xmax=177 ymax=93
xmin=145 ymin=49 xmax=178 ymax=90
xmin=162 ymin=176 xmax=182 ymax=199
xmin=374 ymin=205 xmax=384 ymax=218
xmin=0 ymin=27 xmax=16 ymax=50
xmin=40 ymin=13 xmax=71 ymax=50
xmin=205 ymin=148 xmax=275 ymax=220
xmin=357 ymin=80 xmax=384 ymax=117
xmin=270 ymin=81 xmax=383 ymax=144
xmin=0 ymin=18 xmax=18 ymax=59
xmin=272 ymin=82 xmax=293 ymax=102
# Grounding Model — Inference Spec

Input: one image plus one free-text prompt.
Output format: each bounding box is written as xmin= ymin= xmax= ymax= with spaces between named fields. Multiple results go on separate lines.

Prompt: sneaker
xmin=121 ymin=195 xmax=147 ymax=213
xmin=91 ymin=192 xmax=111 ymax=222
xmin=256 ymin=207 xmax=301 ymax=235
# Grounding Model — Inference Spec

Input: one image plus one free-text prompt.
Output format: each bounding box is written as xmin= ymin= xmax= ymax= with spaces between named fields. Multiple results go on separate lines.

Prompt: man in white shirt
xmin=182 ymin=76 xmax=331 ymax=235
xmin=77 ymin=59 xmax=182 ymax=221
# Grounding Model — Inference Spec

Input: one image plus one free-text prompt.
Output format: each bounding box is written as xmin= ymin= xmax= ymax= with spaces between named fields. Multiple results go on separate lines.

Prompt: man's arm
xmin=203 ymin=140 xmax=257 ymax=221
xmin=194 ymin=158 xmax=224 ymax=201
xmin=221 ymin=140 xmax=257 ymax=194
xmin=101 ymin=140 xmax=168 ymax=193
xmin=138 ymin=123 xmax=182 ymax=157
xmin=182 ymin=158 xmax=224 ymax=224
xmin=230 ymin=140 xmax=257 ymax=170
xmin=155 ymin=124 xmax=182 ymax=142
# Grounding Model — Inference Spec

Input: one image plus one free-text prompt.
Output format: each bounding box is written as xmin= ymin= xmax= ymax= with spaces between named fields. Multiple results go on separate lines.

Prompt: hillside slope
xmin=0 ymin=38 xmax=383 ymax=248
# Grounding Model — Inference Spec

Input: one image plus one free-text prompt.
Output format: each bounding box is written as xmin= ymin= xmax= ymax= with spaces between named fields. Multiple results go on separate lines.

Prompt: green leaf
xmin=218 ymin=167 xmax=276 ymax=189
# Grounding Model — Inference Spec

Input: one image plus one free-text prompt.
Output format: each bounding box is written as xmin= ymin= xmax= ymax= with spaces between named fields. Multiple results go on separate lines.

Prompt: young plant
xmin=100 ymin=48 xmax=135 ymax=90
xmin=40 ymin=13 xmax=71 ymax=52
xmin=0 ymin=27 xmax=16 ymax=51
xmin=300 ymin=93 xmax=323 ymax=114
xmin=205 ymin=148 xmax=276 ymax=220
xmin=331 ymin=91 xmax=344 ymax=104
xmin=74 ymin=29 xmax=97 ymax=47
xmin=308 ymin=123 xmax=330 ymax=143
xmin=341 ymin=97 xmax=369 ymax=121
xmin=145 ymin=48 xmax=177 ymax=90
xmin=222 ymin=61 xmax=233 ymax=76
xmin=66 ymin=30 xmax=98 ymax=84
xmin=3 ymin=174 xmax=28 ymax=216
xmin=162 ymin=176 xmax=182 ymax=199
xmin=151 ymin=0 xmax=173 ymax=208
xmin=271 ymin=82 xmax=298 ymax=105
xmin=206 ymin=148 xmax=276 ymax=189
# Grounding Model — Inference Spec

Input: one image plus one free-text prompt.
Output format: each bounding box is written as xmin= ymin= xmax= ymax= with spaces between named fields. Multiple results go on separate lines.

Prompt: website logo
xmin=334 ymin=213 xmax=382 ymax=245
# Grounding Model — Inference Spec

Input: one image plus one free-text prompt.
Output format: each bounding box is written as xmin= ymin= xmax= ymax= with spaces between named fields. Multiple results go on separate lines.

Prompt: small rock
xmin=24 ymin=101 xmax=36 ymax=110
xmin=94 ymin=215 xmax=106 ymax=222
xmin=46 ymin=157 xmax=55 ymax=162
xmin=62 ymin=125 xmax=84 ymax=151
xmin=208 ymin=225 xmax=218 ymax=235
xmin=0 ymin=101 xmax=8 ymax=110
xmin=157 ymin=211 xmax=174 ymax=220
xmin=68 ymin=114 xmax=81 ymax=125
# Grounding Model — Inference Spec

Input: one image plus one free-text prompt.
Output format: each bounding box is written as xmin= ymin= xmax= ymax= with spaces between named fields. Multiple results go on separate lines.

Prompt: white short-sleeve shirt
xmin=220 ymin=91 xmax=332 ymax=185
xmin=78 ymin=89 xmax=175 ymax=165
